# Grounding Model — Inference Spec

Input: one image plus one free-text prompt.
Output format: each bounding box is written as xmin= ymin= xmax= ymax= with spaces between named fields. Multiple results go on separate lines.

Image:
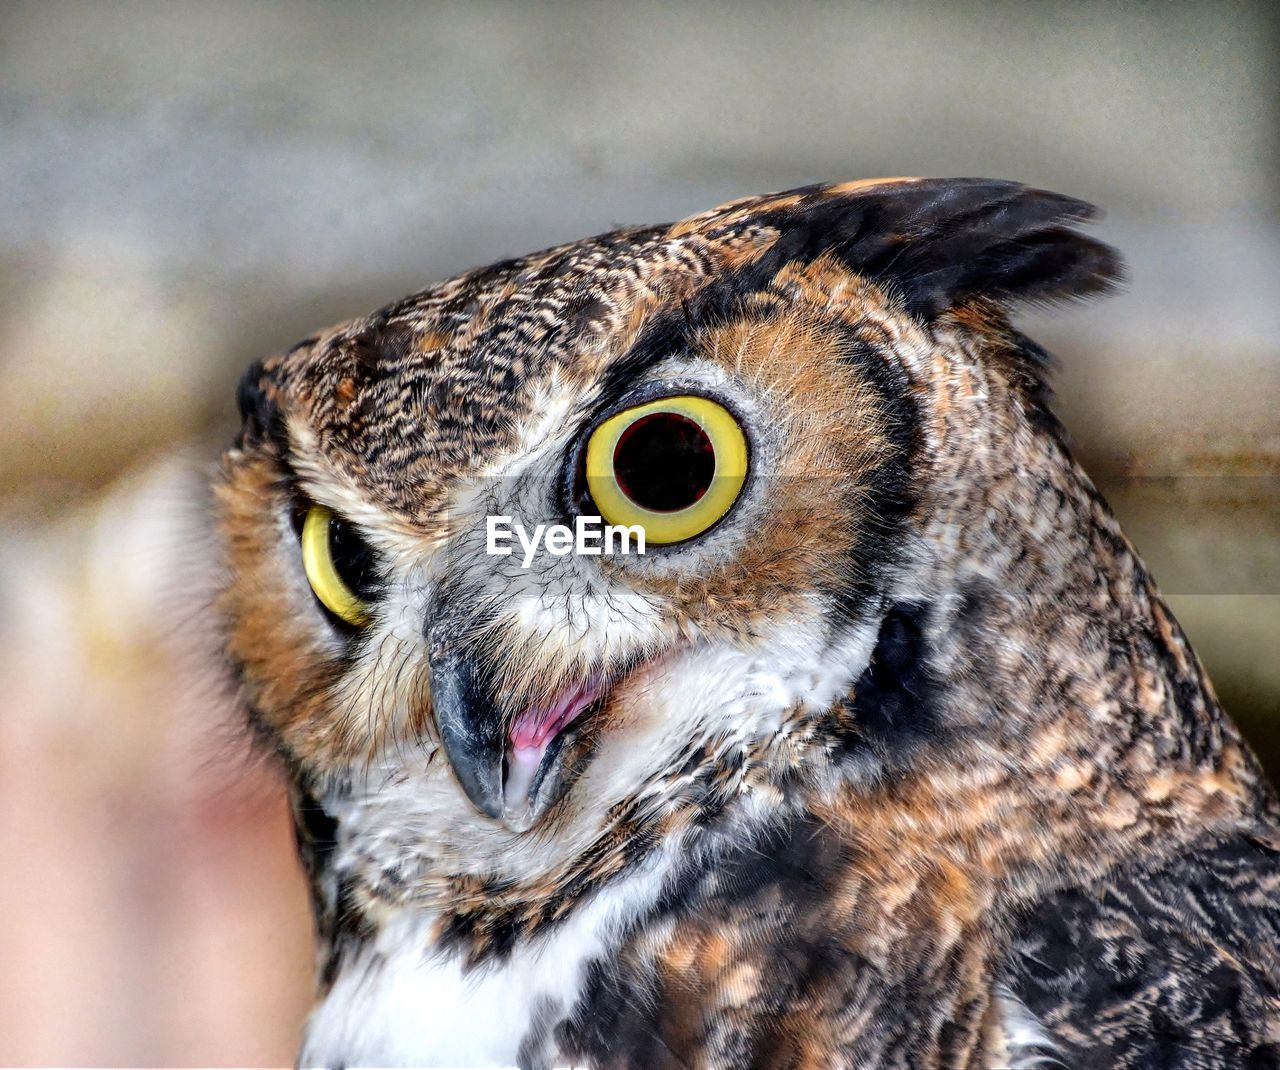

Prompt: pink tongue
xmin=509 ymin=681 xmax=600 ymax=754
xmin=502 ymin=679 xmax=606 ymax=827
xmin=504 ymin=680 xmax=602 ymax=822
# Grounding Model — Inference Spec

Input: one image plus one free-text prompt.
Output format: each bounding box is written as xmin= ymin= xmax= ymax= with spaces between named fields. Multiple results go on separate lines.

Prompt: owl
xmin=217 ymin=178 xmax=1280 ymax=1069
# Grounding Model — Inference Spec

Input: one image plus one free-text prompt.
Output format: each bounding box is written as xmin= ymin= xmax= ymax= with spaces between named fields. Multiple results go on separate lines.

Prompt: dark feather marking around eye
xmin=824 ymin=329 xmax=920 ymax=627
xmin=589 ymin=310 xmax=695 ymax=418
xmin=838 ymin=601 xmax=944 ymax=760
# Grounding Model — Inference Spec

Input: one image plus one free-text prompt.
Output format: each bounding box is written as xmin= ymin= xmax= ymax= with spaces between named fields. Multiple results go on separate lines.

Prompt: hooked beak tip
xmin=428 ymin=626 xmax=602 ymax=831
xmin=427 ymin=648 xmax=506 ymax=821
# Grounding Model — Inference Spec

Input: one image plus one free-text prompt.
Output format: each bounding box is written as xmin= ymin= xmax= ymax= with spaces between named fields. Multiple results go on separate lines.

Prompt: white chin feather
xmin=300 ymin=841 xmax=678 ymax=1068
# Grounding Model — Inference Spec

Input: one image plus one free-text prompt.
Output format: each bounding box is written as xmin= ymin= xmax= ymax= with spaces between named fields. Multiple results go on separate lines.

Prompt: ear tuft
xmin=746 ymin=178 xmax=1125 ymax=317
xmin=235 ymin=359 xmax=284 ymax=449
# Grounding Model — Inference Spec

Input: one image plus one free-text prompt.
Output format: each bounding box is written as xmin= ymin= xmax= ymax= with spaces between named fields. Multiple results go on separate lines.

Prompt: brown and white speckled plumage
xmin=216 ymin=178 xmax=1280 ymax=1068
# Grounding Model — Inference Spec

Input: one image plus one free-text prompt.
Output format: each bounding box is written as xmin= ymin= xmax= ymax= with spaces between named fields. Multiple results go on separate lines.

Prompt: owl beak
xmin=425 ymin=644 xmax=508 ymax=823
xmin=427 ymin=631 xmax=597 ymax=831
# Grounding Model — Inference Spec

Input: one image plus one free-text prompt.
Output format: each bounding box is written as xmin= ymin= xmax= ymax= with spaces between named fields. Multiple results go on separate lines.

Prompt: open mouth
xmin=427 ymin=623 xmax=659 ymax=832
xmin=501 ymin=679 xmax=605 ymax=831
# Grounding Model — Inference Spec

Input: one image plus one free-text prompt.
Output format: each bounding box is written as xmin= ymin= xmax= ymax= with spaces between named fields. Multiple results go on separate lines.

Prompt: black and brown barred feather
xmin=1010 ymin=830 xmax=1280 ymax=1068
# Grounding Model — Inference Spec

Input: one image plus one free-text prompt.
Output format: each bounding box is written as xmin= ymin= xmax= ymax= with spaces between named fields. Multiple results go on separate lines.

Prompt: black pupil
xmin=613 ymin=411 xmax=716 ymax=512
xmin=328 ymin=515 xmax=379 ymax=598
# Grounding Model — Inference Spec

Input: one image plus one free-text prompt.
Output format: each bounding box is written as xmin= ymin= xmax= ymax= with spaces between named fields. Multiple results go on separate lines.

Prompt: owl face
xmin=218 ymin=178 xmax=1119 ymax=886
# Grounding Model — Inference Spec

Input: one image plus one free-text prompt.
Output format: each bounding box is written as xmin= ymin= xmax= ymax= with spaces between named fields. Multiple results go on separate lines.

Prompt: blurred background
xmin=1 ymin=1 xmax=1276 ymax=1064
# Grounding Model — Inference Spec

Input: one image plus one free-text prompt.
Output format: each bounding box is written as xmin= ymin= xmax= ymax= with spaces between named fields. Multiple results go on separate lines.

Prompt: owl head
xmin=218 ymin=178 xmax=1122 ymax=905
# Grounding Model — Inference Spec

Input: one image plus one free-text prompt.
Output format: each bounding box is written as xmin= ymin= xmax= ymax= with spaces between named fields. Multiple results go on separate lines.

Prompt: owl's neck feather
xmin=876 ymin=352 xmax=1276 ymax=901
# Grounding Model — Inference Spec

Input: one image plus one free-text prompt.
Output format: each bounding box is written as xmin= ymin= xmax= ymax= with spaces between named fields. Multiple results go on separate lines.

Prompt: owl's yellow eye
xmin=301 ymin=505 xmax=373 ymax=627
xmin=584 ymin=395 xmax=748 ymax=545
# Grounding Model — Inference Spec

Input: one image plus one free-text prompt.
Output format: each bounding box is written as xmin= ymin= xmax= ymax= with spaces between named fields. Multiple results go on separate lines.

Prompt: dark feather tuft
xmin=752 ymin=177 xmax=1125 ymax=318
